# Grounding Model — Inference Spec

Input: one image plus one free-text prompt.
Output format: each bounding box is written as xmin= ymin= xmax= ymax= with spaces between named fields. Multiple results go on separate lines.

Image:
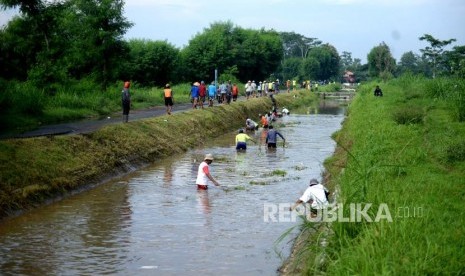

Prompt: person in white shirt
xmin=196 ymin=154 xmax=220 ymax=190
xmin=290 ymin=178 xmax=329 ymax=216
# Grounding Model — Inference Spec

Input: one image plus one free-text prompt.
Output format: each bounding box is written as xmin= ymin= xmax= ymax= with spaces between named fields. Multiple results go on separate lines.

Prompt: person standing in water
xmin=265 ymin=125 xmax=285 ymax=148
xmin=196 ymin=154 xmax=221 ymax=190
xmin=235 ymin=129 xmax=256 ymax=151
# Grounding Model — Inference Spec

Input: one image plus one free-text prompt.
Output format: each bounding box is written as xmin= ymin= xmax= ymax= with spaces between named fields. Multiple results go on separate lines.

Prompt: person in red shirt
xmin=198 ymin=81 xmax=207 ymax=109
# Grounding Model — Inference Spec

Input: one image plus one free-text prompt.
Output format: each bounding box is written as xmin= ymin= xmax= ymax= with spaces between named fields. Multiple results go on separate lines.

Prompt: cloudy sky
xmin=2 ymin=0 xmax=464 ymax=63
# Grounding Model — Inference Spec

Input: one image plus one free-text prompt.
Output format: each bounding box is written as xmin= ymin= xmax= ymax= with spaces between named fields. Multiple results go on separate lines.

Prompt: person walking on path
xmin=235 ymin=129 xmax=256 ymax=151
xmin=208 ymin=82 xmax=216 ymax=107
xmin=245 ymin=80 xmax=253 ymax=99
xmin=196 ymin=154 xmax=221 ymax=190
xmin=198 ymin=81 xmax=207 ymax=109
xmin=122 ymin=81 xmax=131 ymax=123
xmin=265 ymin=125 xmax=285 ymax=148
xmin=232 ymin=83 xmax=239 ymax=102
xmin=163 ymin=83 xmax=174 ymax=115
xmin=191 ymin=82 xmax=200 ymax=109
xmin=289 ymin=178 xmax=329 ymax=218
xmin=219 ymin=82 xmax=227 ymax=104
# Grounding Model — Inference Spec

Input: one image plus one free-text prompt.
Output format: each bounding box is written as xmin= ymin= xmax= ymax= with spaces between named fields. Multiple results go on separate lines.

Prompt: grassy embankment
xmin=0 ymin=81 xmax=240 ymax=135
xmin=284 ymin=75 xmax=465 ymax=274
xmin=0 ymin=90 xmax=316 ymax=220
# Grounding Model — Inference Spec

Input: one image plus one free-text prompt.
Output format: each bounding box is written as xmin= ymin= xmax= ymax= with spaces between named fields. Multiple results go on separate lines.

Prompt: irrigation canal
xmin=0 ymin=99 xmax=347 ymax=275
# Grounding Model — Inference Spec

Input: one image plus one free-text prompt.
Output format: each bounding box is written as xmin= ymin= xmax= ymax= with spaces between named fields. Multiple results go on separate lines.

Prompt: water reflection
xmin=0 ymin=100 xmax=346 ymax=275
xmin=196 ymin=190 xmax=211 ymax=215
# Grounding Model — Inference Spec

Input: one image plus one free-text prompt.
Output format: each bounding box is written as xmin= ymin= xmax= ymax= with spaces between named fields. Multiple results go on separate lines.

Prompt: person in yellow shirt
xmin=235 ymin=129 xmax=256 ymax=151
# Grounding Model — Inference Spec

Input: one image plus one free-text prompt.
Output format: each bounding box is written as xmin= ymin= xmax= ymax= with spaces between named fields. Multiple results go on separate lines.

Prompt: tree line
xmin=1 ymin=0 xmax=464 ymax=93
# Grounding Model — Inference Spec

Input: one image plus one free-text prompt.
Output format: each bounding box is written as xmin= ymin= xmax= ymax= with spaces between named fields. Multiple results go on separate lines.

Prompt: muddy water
xmin=0 ymin=100 xmax=346 ymax=276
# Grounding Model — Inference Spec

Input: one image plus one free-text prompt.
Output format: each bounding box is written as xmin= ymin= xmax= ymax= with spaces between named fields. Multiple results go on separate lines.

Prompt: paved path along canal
xmin=0 ymin=100 xmax=346 ymax=275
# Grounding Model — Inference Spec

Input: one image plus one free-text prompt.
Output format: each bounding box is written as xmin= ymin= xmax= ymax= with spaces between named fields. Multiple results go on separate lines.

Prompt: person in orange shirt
xmin=232 ymin=83 xmax=239 ymax=102
xmin=260 ymin=114 xmax=269 ymax=129
xmin=163 ymin=83 xmax=174 ymax=115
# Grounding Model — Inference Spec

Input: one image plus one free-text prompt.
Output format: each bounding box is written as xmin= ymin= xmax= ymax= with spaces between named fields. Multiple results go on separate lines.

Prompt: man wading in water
xmin=196 ymin=154 xmax=221 ymax=190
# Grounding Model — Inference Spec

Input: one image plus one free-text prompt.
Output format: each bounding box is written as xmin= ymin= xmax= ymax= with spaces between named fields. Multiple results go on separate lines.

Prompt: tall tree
xmin=125 ymin=39 xmax=179 ymax=86
xmin=66 ymin=0 xmax=133 ymax=88
xmin=445 ymin=45 xmax=465 ymax=78
xmin=280 ymin=31 xmax=321 ymax=59
xmin=398 ymin=51 xmax=420 ymax=75
xmin=307 ymin=44 xmax=340 ymax=81
xmin=281 ymin=57 xmax=302 ymax=82
xmin=183 ymin=21 xmax=282 ymax=82
xmin=367 ymin=42 xmax=396 ymax=80
xmin=419 ymin=34 xmax=456 ymax=78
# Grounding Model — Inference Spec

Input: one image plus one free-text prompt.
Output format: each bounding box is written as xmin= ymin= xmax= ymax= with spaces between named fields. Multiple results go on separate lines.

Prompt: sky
xmin=1 ymin=0 xmax=465 ymax=63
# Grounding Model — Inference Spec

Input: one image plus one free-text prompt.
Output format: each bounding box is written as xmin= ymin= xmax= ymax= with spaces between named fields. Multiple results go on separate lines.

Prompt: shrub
xmin=445 ymin=141 xmax=465 ymax=162
xmin=392 ymin=106 xmax=424 ymax=125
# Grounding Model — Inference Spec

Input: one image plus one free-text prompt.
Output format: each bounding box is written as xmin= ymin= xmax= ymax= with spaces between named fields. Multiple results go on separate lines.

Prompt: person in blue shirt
xmin=191 ymin=82 xmax=200 ymax=108
xmin=265 ymin=125 xmax=285 ymax=148
xmin=208 ymin=82 xmax=217 ymax=107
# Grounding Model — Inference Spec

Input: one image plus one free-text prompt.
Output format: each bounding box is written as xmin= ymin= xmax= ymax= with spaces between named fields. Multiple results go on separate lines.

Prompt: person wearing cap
xmin=251 ymin=80 xmax=257 ymax=98
xmin=289 ymin=178 xmax=329 ymax=216
xmin=257 ymin=81 xmax=263 ymax=97
xmin=121 ymin=81 xmax=131 ymax=122
xmin=163 ymin=83 xmax=174 ymax=115
xmin=235 ymin=129 xmax=256 ymax=151
xmin=196 ymin=154 xmax=220 ymax=190
xmin=191 ymin=82 xmax=200 ymax=109
xmin=245 ymin=80 xmax=253 ymax=99
xmin=265 ymin=125 xmax=285 ymax=148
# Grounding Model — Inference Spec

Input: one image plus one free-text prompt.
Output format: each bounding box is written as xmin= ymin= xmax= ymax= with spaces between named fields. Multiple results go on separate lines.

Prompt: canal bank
xmin=0 ymin=92 xmax=315 ymax=220
xmin=281 ymin=78 xmax=465 ymax=275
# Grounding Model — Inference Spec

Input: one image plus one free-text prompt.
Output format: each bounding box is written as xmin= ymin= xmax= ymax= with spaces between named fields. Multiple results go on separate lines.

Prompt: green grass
xmin=0 ymin=81 xmax=219 ymax=135
xmin=283 ymin=75 xmax=465 ymax=275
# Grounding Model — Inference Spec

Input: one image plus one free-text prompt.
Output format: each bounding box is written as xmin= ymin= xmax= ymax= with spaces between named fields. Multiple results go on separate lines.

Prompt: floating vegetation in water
xmin=284 ymin=121 xmax=302 ymax=126
xmin=249 ymin=180 xmax=269 ymax=185
xmin=292 ymin=164 xmax=307 ymax=171
xmin=271 ymin=169 xmax=287 ymax=177
xmin=225 ymin=167 xmax=235 ymax=173
xmin=233 ymin=185 xmax=247 ymax=190
xmin=240 ymin=171 xmax=249 ymax=176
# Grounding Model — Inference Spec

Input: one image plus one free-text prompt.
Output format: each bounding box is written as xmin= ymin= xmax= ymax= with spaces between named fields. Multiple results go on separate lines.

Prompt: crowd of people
xmin=121 ymin=79 xmax=303 ymax=121
xmin=120 ymin=79 xmax=330 ymax=218
xmin=190 ymin=79 xmax=286 ymax=109
xmin=199 ymin=106 xmax=329 ymax=220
